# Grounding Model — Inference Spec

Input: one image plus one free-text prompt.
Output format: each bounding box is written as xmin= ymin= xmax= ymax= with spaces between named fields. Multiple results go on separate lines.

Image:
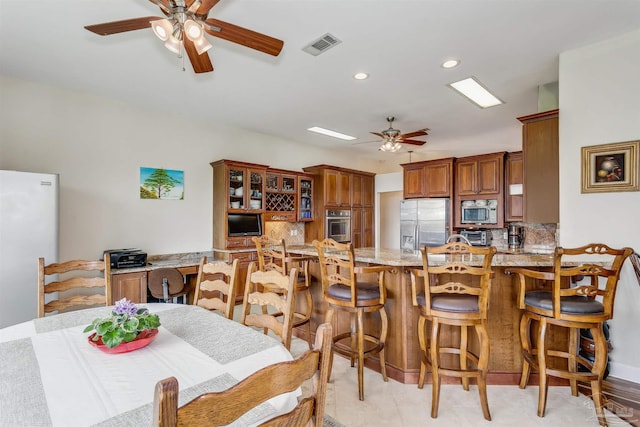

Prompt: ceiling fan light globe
xmin=164 ymin=35 xmax=182 ymax=55
xmin=184 ymin=19 xmax=203 ymax=41
xmin=151 ymin=19 xmax=173 ymax=42
xmin=193 ymin=36 xmax=213 ymax=55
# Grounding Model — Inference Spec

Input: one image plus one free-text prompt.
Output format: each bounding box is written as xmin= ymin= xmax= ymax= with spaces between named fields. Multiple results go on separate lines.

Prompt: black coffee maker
xmin=507 ymin=224 xmax=524 ymax=249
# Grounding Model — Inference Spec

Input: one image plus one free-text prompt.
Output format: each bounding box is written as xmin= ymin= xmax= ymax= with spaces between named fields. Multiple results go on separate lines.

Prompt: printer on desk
xmin=104 ymin=248 xmax=147 ymax=269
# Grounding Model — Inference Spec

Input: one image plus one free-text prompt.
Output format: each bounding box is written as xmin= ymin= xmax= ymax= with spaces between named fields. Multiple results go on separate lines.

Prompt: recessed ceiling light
xmin=353 ymin=72 xmax=369 ymax=80
xmin=307 ymin=126 xmax=356 ymax=141
xmin=441 ymin=59 xmax=460 ymax=69
xmin=448 ymin=77 xmax=504 ymax=108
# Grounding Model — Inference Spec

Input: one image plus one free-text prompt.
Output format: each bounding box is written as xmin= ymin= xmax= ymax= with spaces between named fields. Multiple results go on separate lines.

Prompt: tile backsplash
xmin=264 ymin=221 xmax=305 ymax=246
xmin=490 ymin=223 xmax=557 ymax=252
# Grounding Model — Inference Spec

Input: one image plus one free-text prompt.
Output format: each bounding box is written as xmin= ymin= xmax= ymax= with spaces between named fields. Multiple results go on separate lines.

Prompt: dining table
xmin=0 ymin=303 xmax=298 ymax=427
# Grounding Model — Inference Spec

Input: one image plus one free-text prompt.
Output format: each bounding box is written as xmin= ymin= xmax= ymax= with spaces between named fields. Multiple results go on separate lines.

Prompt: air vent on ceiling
xmin=302 ymin=33 xmax=342 ymax=56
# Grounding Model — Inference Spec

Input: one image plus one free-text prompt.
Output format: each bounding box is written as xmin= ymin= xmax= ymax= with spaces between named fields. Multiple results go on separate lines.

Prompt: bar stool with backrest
xmin=252 ymin=235 xmax=313 ymax=347
xmin=506 ymin=243 xmax=633 ymax=427
xmin=193 ymin=257 xmax=239 ymax=320
xmin=410 ymin=242 xmax=496 ymax=420
xmin=313 ymin=238 xmax=393 ymax=401
xmin=38 ymin=253 xmax=112 ymax=317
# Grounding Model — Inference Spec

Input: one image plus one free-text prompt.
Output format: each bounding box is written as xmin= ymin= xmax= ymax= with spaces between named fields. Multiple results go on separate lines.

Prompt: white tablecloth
xmin=0 ymin=304 xmax=297 ymax=427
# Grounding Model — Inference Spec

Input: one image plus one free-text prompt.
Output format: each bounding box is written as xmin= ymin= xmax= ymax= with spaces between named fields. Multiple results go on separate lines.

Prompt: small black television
xmin=227 ymin=213 xmax=263 ymax=237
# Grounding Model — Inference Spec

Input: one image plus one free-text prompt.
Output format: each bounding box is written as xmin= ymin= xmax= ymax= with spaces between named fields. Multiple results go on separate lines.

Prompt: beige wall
xmin=0 ymin=76 xmax=381 ymax=258
xmin=559 ymin=28 xmax=640 ymax=381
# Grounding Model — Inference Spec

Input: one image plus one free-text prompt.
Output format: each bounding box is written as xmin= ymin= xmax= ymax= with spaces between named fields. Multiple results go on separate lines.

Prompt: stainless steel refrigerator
xmin=0 ymin=170 xmax=59 ymax=328
xmin=400 ymin=198 xmax=450 ymax=251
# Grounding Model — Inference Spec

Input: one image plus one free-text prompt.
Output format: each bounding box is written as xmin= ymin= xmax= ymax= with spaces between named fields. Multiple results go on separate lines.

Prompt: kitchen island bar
xmin=287 ymin=245 xmax=562 ymax=385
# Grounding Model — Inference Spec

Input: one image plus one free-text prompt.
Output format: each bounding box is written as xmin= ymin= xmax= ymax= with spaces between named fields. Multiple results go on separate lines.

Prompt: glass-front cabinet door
xmin=298 ymin=176 xmax=313 ymax=221
xmin=228 ymin=168 xmax=264 ymax=212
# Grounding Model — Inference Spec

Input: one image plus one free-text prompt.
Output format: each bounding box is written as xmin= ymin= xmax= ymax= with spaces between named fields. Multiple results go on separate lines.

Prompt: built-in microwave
xmin=461 ymin=200 xmax=498 ymax=225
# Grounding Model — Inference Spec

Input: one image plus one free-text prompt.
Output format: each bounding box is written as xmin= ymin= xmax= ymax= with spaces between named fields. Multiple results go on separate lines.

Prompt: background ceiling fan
xmin=84 ymin=0 xmax=284 ymax=74
xmin=365 ymin=116 xmax=429 ymax=152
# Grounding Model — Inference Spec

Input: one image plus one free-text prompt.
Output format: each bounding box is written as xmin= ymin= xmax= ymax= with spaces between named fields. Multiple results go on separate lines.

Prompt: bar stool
xmin=506 ymin=243 xmax=633 ymax=426
xmin=313 ymin=238 xmax=392 ymax=401
xmin=252 ymin=235 xmax=314 ymax=347
xmin=410 ymin=242 xmax=496 ymax=420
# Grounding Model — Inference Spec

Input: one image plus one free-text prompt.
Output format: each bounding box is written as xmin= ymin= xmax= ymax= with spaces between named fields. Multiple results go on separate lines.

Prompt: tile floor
xmin=289 ymin=337 xmax=629 ymax=427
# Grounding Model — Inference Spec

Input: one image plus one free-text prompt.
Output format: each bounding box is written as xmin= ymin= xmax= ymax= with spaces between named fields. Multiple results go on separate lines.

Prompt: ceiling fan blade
xmin=370 ymin=132 xmax=385 ymax=138
xmin=84 ymin=17 xmax=160 ymax=36
xmin=184 ymin=37 xmax=214 ymax=73
xmin=197 ymin=0 xmax=221 ymax=15
xmin=400 ymin=129 xmax=429 ymax=139
xmin=148 ymin=0 xmax=170 ymax=13
xmin=400 ymin=139 xmax=427 ymax=146
xmin=203 ymin=18 xmax=284 ymax=56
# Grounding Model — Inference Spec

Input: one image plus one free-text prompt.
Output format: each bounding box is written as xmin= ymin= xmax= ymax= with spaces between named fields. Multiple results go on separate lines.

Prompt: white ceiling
xmin=1 ymin=0 xmax=640 ymax=162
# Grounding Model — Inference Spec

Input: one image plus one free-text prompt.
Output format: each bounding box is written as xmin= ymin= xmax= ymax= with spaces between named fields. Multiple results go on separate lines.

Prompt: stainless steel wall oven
xmin=325 ymin=209 xmax=351 ymax=243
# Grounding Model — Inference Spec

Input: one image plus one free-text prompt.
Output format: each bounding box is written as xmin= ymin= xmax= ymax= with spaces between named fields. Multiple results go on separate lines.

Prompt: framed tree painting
xmin=140 ymin=167 xmax=184 ymax=199
xmin=581 ymin=140 xmax=639 ymax=193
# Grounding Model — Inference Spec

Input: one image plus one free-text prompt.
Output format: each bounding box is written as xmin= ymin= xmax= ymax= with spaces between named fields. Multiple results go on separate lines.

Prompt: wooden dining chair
xmin=38 ymin=253 xmax=111 ymax=317
xmin=152 ymin=323 xmax=333 ymax=427
xmin=241 ymin=261 xmax=297 ymax=350
xmin=410 ymin=242 xmax=496 ymax=420
xmin=313 ymin=238 xmax=393 ymax=401
xmin=252 ymin=235 xmax=314 ymax=347
xmin=193 ymin=257 xmax=239 ymax=320
xmin=506 ymin=243 xmax=633 ymax=426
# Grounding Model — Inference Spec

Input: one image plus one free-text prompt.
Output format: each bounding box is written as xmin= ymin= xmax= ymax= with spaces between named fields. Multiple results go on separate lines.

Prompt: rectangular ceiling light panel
xmin=448 ymin=77 xmax=504 ymax=108
xmin=307 ymin=126 xmax=356 ymax=140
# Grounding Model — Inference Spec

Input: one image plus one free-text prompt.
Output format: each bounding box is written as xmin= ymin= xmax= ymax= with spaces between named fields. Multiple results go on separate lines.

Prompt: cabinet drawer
xmin=229 ymin=251 xmax=258 ymax=264
xmin=264 ymin=212 xmax=296 ymax=222
xmin=226 ymin=237 xmax=254 ymax=248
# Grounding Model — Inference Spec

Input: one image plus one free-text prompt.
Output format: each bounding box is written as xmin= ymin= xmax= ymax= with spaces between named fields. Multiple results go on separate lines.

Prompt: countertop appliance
xmin=460 ymin=229 xmax=493 ymax=247
xmin=461 ymin=199 xmax=498 ymax=225
xmin=325 ymin=209 xmax=351 ymax=243
xmin=507 ymin=224 xmax=524 ymax=249
xmin=400 ymin=198 xmax=450 ymax=251
xmin=104 ymin=248 xmax=148 ymax=269
xmin=0 ymin=170 xmax=59 ymax=328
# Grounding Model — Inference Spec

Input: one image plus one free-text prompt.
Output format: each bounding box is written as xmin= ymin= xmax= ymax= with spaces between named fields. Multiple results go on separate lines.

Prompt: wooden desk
xmin=110 ymin=259 xmax=202 ymax=304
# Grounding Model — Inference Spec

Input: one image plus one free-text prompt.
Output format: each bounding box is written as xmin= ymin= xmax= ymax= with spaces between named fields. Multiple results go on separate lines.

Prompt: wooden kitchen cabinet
xmin=351 ymin=174 xmax=375 ymax=207
xmin=401 ymin=158 xmax=454 ymax=199
xmin=351 ymin=207 xmax=362 ymax=248
xmin=505 ymin=151 xmax=524 ymax=222
xmin=518 ymin=109 xmax=559 ymax=223
xmin=298 ymin=174 xmax=314 ymax=221
xmin=111 ymin=271 xmax=147 ymax=303
xmin=454 ymin=152 xmax=506 ymax=229
xmin=264 ymin=168 xmax=297 ymax=222
xmin=324 ymin=169 xmax=351 ymax=207
xmin=211 ymin=159 xmax=268 ymax=251
xmin=302 ymin=165 xmax=375 ymax=246
xmin=455 ymin=153 xmax=504 ymax=196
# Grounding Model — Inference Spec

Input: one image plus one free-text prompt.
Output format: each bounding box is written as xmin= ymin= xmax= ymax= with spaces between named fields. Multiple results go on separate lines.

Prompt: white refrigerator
xmin=0 ymin=170 xmax=59 ymax=328
xmin=400 ymin=198 xmax=450 ymax=251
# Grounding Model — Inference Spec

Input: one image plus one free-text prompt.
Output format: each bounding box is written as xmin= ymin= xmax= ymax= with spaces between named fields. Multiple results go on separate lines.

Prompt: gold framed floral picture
xmin=581 ymin=140 xmax=639 ymax=193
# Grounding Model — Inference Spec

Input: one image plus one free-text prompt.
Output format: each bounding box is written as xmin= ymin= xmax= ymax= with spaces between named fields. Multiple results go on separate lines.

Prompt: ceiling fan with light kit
xmin=358 ymin=116 xmax=429 ymax=152
xmin=84 ymin=0 xmax=284 ymax=74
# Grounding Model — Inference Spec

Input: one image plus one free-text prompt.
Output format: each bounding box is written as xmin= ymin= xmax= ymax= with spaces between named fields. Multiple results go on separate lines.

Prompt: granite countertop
xmin=286 ymin=244 xmax=556 ymax=267
xmin=110 ymin=251 xmax=212 ymax=274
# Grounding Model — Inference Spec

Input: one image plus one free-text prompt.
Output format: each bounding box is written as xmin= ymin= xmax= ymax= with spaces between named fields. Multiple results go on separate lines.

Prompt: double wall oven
xmin=325 ymin=209 xmax=351 ymax=243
